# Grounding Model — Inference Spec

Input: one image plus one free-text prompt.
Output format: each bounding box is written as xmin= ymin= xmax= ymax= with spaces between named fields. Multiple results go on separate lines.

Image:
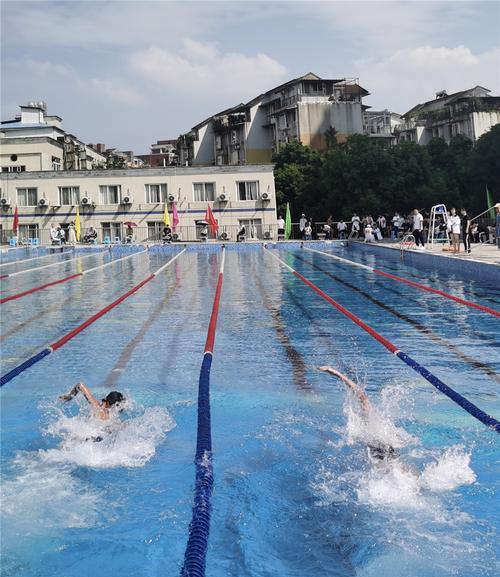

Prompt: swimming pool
xmin=1 ymin=243 xmax=498 ymax=577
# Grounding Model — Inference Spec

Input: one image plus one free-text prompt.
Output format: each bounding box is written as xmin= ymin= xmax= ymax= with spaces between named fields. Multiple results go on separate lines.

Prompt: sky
xmin=1 ymin=0 xmax=499 ymax=153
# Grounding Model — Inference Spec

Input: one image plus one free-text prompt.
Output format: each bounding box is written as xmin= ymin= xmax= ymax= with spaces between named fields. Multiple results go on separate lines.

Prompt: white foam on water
xmin=41 ymin=402 xmax=175 ymax=469
xmin=1 ymin=399 xmax=176 ymax=538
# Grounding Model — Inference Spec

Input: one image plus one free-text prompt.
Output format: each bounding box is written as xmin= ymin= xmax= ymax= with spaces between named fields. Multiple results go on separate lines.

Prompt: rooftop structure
xmin=1 ymin=102 xmax=106 ymax=172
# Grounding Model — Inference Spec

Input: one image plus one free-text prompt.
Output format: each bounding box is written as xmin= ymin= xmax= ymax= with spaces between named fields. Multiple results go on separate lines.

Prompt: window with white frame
xmin=145 ymin=183 xmax=167 ymax=203
xmin=147 ymin=221 xmax=164 ymax=240
xmin=101 ymin=222 xmax=122 ymax=241
xmin=237 ymin=181 xmax=259 ymax=201
xmin=19 ymin=223 xmax=39 ymax=240
xmin=17 ymin=187 xmax=38 ymax=206
xmin=52 ymin=156 xmax=62 ymax=171
xmin=99 ymin=185 xmax=121 ymax=204
xmin=58 ymin=186 xmax=80 ymax=205
xmin=193 ymin=182 xmax=215 ymax=202
xmin=2 ymin=165 xmax=26 ymax=173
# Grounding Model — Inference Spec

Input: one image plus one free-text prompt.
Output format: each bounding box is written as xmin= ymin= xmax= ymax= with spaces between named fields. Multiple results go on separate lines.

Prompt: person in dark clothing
xmin=460 ymin=209 xmax=471 ymax=254
xmin=161 ymin=226 xmax=172 ymax=244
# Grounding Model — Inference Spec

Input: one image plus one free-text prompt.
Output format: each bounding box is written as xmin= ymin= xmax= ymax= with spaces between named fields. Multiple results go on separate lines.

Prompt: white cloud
xmin=355 ymin=45 xmax=500 ymax=113
xmin=129 ymin=40 xmax=288 ymax=99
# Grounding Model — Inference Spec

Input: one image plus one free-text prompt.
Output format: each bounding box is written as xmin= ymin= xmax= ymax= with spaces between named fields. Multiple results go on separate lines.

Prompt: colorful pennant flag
xmin=163 ymin=203 xmax=171 ymax=227
xmin=285 ymin=202 xmax=292 ymax=240
xmin=172 ymin=201 xmax=179 ymax=231
xmin=75 ymin=206 xmax=81 ymax=241
xmin=205 ymin=204 xmax=218 ymax=236
xmin=12 ymin=205 xmax=19 ymax=235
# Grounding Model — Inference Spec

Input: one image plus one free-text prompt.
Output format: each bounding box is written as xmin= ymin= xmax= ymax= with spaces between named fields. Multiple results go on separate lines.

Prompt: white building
xmin=363 ymin=109 xmax=402 ymax=144
xmin=1 ymin=102 xmax=106 ymax=172
xmin=395 ymin=87 xmax=500 ymax=145
xmin=179 ymin=73 xmax=369 ymax=166
xmin=0 ymin=165 xmax=277 ymax=244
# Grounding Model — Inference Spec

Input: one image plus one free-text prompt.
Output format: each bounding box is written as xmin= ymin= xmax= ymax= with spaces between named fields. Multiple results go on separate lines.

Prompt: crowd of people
xmin=277 ymin=205 xmax=500 ymax=253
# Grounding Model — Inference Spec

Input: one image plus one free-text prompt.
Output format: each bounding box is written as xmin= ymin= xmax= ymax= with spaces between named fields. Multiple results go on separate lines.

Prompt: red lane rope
xmin=50 ymin=274 xmax=155 ymax=351
xmin=292 ymin=269 xmax=399 ymax=353
xmin=204 ymin=253 xmax=226 ymax=354
xmin=373 ymin=268 xmax=500 ymax=317
xmin=0 ymin=273 xmax=82 ymax=304
xmin=0 ymin=275 xmax=8 ymax=279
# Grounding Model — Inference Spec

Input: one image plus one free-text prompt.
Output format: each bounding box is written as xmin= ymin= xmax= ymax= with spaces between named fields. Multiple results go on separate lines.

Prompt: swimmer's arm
xmin=59 ymin=382 xmax=103 ymax=412
xmin=318 ymin=366 xmax=371 ymax=412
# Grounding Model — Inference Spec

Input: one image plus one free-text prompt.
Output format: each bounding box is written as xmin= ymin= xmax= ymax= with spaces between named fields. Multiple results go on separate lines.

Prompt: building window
xmin=237 ymin=181 xmax=259 ymax=201
xmin=58 ymin=186 xmax=80 ymax=205
xmin=1 ymin=165 xmax=26 ymax=173
xmin=19 ymin=223 xmax=39 ymax=240
xmin=17 ymin=187 xmax=37 ymax=206
xmin=147 ymin=221 xmax=164 ymax=241
xmin=99 ymin=185 xmax=121 ymax=204
xmin=193 ymin=182 xmax=215 ymax=202
xmin=52 ymin=156 xmax=62 ymax=171
xmin=238 ymin=218 xmax=262 ymax=239
xmin=101 ymin=222 xmax=122 ymax=242
xmin=145 ymin=183 xmax=167 ymax=203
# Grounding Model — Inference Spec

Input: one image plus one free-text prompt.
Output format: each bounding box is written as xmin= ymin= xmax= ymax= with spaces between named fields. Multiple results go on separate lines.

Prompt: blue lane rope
xmin=396 ymin=351 xmax=500 ymax=431
xmin=0 ymin=348 xmax=52 ymax=387
xmin=181 ymin=353 xmax=214 ymax=577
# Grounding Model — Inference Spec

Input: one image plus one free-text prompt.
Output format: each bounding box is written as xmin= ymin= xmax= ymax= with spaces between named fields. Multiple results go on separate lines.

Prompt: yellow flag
xmin=75 ymin=206 xmax=81 ymax=241
xmin=163 ymin=203 xmax=171 ymax=226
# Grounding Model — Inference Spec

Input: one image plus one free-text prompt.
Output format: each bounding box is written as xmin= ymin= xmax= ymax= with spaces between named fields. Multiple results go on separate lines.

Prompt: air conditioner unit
xmin=219 ymin=231 xmax=230 ymax=241
xmin=172 ymin=232 xmax=182 ymax=241
xmin=0 ymin=198 xmax=12 ymax=207
xmin=264 ymin=231 xmax=272 ymax=240
xmin=121 ymin=195 xmax=133 ymax=205
xmin=81 ymin=196 xmax=93 ymax=205
xmin=168 ymin=194 xmax=176 ymax=203
xmin=38 ymin=198 xmax=50 ymax=207
xmin=260 ymin=192 xmax=270 ymax=201
xmin=218 ymin=193 xmax=228 ymax=202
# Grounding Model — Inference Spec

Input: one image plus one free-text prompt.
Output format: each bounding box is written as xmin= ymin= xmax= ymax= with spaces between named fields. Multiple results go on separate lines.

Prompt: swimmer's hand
xmin=318 ymin=365 xmax=340 ymax=376
xmin=59 ymin=384 xmax=80 ymax=402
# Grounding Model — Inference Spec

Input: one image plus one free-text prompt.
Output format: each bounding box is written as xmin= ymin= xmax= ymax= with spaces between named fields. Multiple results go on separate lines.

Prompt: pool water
xmin=1 ymin=243 xmax=498 ymax=577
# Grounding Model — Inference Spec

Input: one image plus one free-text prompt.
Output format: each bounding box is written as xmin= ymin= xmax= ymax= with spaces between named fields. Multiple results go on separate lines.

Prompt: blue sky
xmin=2 ymin=1 xmax=499 ymax=153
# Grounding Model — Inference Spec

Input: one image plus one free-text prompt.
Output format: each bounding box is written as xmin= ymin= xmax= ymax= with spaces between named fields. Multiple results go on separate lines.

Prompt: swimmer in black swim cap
xmin=59 ymin=382 xmax=124 ymax=421
xmin=318 ymin=366 xmax=398 ymax=462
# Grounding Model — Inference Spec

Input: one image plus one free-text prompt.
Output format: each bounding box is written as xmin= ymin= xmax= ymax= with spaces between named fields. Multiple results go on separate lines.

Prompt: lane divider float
xmin=0 ymin=249 xmax=147 ymax=304
xmin=181 ymin=247 xmax=226 ymax=577
xmin=304 ymin=247 xmax=500 ymax=318
xmin=0 ymin=249 xmax=186 ymax=387
xmin=265 ymin=247 xmax=499 ymax=432
xmin=0 ymin=248 xmax=72 ymax=268
xmin=0 ymin=249 xmax=107 ymax=279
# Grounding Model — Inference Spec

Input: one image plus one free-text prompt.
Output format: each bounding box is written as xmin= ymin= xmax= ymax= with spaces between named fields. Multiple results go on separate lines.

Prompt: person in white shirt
xmin=337 ymin=219 xmax=347 ymax=239
xmin=50 ymin=225 xmax=60 ymax=245
xmin=349 ymin=213 xmax=360 ymax=239
xmin=448 ymin=208 xmax=461 ymax=253
xmin=277 ymin=215 xmax=285 ymax=239
xmin=304 ymin=222 xmax=312 ymax=241
xmin=411 ymin=209 xmax=425 ymax=247
xmin=391 ymin=213 xmax=400 ymax=239
xmin=377 ymin=215 xmax=386 ymax=236
xmin=364 ymin=223 xmax=374 ymax=243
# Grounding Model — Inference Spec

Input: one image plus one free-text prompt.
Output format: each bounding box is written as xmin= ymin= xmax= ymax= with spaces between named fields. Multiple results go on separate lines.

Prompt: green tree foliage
xmin=273 ymin=128 xmax=499 ymax=220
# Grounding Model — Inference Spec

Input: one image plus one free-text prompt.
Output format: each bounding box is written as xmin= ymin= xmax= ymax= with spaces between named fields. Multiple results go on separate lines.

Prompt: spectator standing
xmin=460 ymin=209 xmax=471 ymax=254
xmin=299 ymin=214 xmax=307 ymax=239
xmin=323 ymin=223 xmax=332 ymax=240
xmin=391 ymin=212 xmax=401 ymax=239
xmin=377 ymin=215 xmax=387 ymax=237
xmin=448 ymin=208 xmax=461 ymax=253
xmin=58 ymin=226 xmax=66 ymax=245
xmin=50 ymin=224 xmax=60 ymax=245
xmin=337 ymin=219 xmax=347 ymax=239
xmin=67 ymin=222 xmax=77 ymax=245
xmin=364 ymin=223 xmax=374 ymax=243
xmin=304 ymin=222 xmax=312 ymax=241
xmin=277 ymin=215 xmax=285 ymax=239
xmin=349 ymin=213 xmax=360 ymax=239
xmin=411 ymin=209 xmax=425 ymax=248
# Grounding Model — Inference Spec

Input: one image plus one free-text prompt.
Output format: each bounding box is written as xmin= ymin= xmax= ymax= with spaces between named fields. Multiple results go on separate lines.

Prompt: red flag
xmin=12 ymin=205 xmax=19 ymax=234
xmin=205 ymin=204 xmax=218 ymax=236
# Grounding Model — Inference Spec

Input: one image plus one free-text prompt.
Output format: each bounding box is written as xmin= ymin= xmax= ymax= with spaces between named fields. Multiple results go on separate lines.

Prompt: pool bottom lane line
xmin=303 ymin=246 xmax=500 ymax=318
xmin=181 ymin=247 xmax=226 ymax=577
xmin=264 ymin=248 xmax=499 ymax=432
xmin=0 ymin=249 xmax=186 ymax=387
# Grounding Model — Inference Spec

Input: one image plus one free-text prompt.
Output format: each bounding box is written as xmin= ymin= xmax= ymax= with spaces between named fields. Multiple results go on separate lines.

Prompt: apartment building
xmin=179 ymin=73 xmax=369 ymax=166
xmin=395 ymin=86 xmax=500 ymax=145
xmin=1 ymin=102 xmax=106 ymax=172
xmin=363 ymin=109 xmax=402 ymax=144
xmin=0 ymin=165 xmax=277 ymax=243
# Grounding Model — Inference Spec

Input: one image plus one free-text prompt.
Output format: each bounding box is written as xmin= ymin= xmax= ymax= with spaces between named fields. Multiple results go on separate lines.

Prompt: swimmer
xmin=318 ymin=366 xmax=397 ymax=462
xmin=59 ymin=382 xmax=124 ymax=421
